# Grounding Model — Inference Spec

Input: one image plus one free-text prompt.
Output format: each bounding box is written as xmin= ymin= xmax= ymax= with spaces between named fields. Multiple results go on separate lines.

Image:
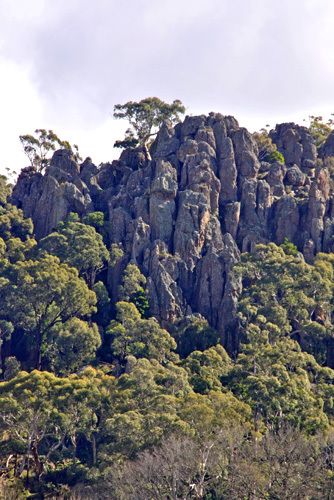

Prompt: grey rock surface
xmin=11 ymin=115 xmax=334 ymax=352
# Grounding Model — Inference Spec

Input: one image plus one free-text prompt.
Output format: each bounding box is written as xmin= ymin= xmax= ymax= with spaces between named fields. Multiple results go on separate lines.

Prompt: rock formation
xmin=11 ymin=114 xmax=334 ymax=353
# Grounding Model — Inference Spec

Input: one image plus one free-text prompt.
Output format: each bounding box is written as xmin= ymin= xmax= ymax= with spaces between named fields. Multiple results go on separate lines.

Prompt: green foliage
xmin=113 ymin=97 xmax=185 ymax=148
xmin=3 ymin=356 xmax=20 ymax=380
xmin=113 ymin=129 xmax=139 ymax=149
xmin=109 ymin=243 xmax=124 ymax=267
xmin=82 ymin=211 xmax=105 ymax=229
xmin=173 ymin=316 xmax=220 ymax=358
xmin=92 ymin=280 xmax=111 ymax=326
xmin=228 ymin=243 xmax=334 ymax=431
xmin=0 ymin=321 xmax=14 ymax=376
xmin=0 ymin=254 xmax=96 ymax=369
xmin=183 ymin=345 xmax=231 ymax=394
xmin=107 ymin=302 xmax=176 ymax=363
xmin=280 ymin=237 xmax=299 ymax=256
xmin=178 ymin=390 xmax=252 ymax=439
xmin=0 ymin=368 xmax=113 ymax=483
xmin=227 ymin=334 xmax=330 ymax=432
xmin=267 ymin=149 xmax=285 ymax=164
xmin=235 ymin=243 xmax=333 ymax=364
xmin=0 ymin=175 xmax=12 ymax=205
xmin=66 ymin=211 xmax=80 ymax=223
xmin=101 ymin=357 xmax=191 ymax=459
xmin=0 ymin=234 xmax=37 ymax=263
xmin=43 ymin=459 xmax=90 ymax=488
xmin=2 ymin=161 xmax=334 ymax=497
xmin=44 ymin=318 xmax=101 ymax=375
xmin=0 ymin=477 xmax=29 ymax=499
xmin=118 ymin=263 xmax=149 ymax=316
xmin=253 ymin=129 xmax=285 ymax=164
xmin=119 ymin=263 xmax=146 ymax=300
xmin=131 ymin=289 xmax=150 ymax=318
xmin=0 ymin=319 xmax=14 ymax=339
xmin=39 ymin=216 xmax=110 ymax=286
xmin=308 ymin=114 xmax=334 ymax=147
xmin=0 ymin=204 xmax=33 ymax=241
xmin=19 ymin=129 xmax=81 ymax=172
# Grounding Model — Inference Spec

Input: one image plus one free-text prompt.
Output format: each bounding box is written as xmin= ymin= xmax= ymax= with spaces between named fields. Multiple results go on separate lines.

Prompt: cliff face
xmin=11 ymin=114 xmax=334 ymax=352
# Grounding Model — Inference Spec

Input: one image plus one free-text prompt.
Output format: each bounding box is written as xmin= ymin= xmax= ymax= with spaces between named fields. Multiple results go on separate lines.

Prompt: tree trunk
xmin=0 ymin=332 xmax=3 ymax=376
xmin=33 ymin=330 xmax=43 ymax=370
xmin=326 ymin=337 xmax=334 ymax=368
xmin=31 ymin=441 xmax=43 ymax=478
xmin=92 ymin=434 xmax=97 ymax=466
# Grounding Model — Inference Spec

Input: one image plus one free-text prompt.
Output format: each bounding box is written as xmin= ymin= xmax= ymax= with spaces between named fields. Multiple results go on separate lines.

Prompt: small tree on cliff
xmin=113 ymin=97 xmax=185 ymax=148
xmin=253 ymin=128 xmax=285 ymax=164
xmin=307 ymin=115 xmax=334 ymax=147
xmin=19 ymin=129 xmax=81 ymax=172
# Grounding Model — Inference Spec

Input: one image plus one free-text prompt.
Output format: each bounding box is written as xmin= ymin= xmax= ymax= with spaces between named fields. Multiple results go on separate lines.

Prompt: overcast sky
xmin=1 ymin=0 xmax=334 ymax=175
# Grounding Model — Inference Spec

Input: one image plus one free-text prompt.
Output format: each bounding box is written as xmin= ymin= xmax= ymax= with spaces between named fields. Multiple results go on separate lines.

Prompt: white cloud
xmin=0 ymin=57 xmax=44 ymax=173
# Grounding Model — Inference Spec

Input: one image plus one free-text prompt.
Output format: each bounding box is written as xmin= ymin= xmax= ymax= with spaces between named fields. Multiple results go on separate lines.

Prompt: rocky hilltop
xmin=11 ymin=113 xmax=334 ymax=353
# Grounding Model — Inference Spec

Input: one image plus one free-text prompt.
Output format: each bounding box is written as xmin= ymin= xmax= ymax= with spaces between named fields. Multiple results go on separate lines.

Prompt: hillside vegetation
xmin=1 ymin=109 xmax=334 ymax=497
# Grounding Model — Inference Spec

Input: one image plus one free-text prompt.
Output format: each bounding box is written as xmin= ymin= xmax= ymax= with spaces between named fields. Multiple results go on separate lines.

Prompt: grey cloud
xmin=1 ymin=0 xmax=334 ymax=128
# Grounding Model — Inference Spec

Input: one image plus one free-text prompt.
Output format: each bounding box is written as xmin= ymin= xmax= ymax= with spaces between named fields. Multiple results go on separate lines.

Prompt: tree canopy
xmin=0 ymin=254 xmax=96 ymax=370
xmin=235 ymin=243 xmax=333 ymax=364
xmin=253 ymin=128 xmax=285 ymax=164
xmin=1 ymin=165 xmax=334 ymax=497
xmin=38 ymin=216 xmax=110 ymax=287
xmin=113 ymin=97 xmax=185 ymax=148
xmin=307 ymin=114 xmax=334 ymax=147
xmin=19 ymin=129 xmax=81 ymax=172
xmin=106 ymin=302 xmax=176 ymax=364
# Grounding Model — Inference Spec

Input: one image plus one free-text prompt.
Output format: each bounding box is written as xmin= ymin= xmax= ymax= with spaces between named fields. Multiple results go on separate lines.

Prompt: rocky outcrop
xmin=11 ymin=114 xmax=334 ymax=351
xmin=270 ymin=123 xmax=317 ymax=171
xmin=11 ymin=151 xmax=93 ymax=238
xmin=319 ymin=130 xmax=334 ymax=158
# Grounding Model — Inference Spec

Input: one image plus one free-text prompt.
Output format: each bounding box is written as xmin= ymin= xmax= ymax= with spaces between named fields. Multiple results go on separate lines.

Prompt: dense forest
xmin=1 ymin=102 xmax=334 ymax=498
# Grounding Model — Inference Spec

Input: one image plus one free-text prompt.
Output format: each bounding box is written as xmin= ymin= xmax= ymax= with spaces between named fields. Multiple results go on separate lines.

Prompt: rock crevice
xmin=12 ymin=115 xmax=334 ymax=348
